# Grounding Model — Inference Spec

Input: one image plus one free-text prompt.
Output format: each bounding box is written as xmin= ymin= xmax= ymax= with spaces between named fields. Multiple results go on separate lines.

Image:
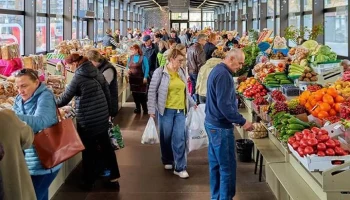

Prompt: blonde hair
xmin=212 ymin=49 xmax=226 ymax=59
xmin=86 ymin=49 xmax=103 ymax=62
xmin=167 ymin=49 xmax=185 ymax=61
xmin=158 ymin=40 xmax=168 ymax=50
xmin=175 ymin=44 xmax=186 ymax=51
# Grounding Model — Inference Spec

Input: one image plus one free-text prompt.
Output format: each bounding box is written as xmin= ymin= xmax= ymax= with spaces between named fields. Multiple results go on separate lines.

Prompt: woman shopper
xmin=127 ymin=44 xmax=150 ymax=114
xmin=148 ymin=49 xmax=196 ymax=179
xmin=0 ymin=110 xmax=36 ymax=200
xmin=12 ymin=69 xmax=60 ymax=200
xmin=86 ymin=50 xmax=118 ymax=117
xmin=57 ymin=54 xmax=120 ymax=190
xmin=157 ymin=40 xmax=168 ymax=67
xmin=196 ymin=49 xmax=226 ymax=104
xmin=178 ymin=30 xmax=190 ymax=47
xmin=204 ymin=33 xmax=218 ymax=61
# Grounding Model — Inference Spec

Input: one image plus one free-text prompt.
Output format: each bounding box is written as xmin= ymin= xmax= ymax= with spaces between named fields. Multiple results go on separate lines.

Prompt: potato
xmin=310 ymin=76 xmax=318 ymax=81
xmin=311 ymin=72 xmax=317 ymax=76
xmin=305 ymin=73 xmax=312 ymax=78
xmin=303 ymin=78 xmax=311 ymax=82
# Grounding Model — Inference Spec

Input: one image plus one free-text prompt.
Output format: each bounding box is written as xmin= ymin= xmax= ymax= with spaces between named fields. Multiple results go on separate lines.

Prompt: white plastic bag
xmin=141 ymin=117 xmax=160 ymax=144
xmin=186 ymin=105 xmax=208 ymax=153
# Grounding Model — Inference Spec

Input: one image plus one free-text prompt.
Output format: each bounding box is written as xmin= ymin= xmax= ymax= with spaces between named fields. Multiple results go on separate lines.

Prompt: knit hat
xmin=258 ymin=42 xmax=270 ymax=52
xmin=143 ymin=35 xmax=151 ymax=42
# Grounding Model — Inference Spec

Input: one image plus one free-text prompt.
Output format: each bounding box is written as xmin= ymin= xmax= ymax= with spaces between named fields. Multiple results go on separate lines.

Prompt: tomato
xmin=295 ymin=133 xmax=303 ymax=141
xmin=307 ymin=133 xmax=316 ymax=139
xmin=292 ymin=141 xmax=300 ymax=150
xmin=302 ymin=129 xmax=312 ymax=135
xmin=318 ymin=129 xmax=329 ymax=135
xmin=326 ymin=139 xmax=336 ymax=148
xmin=307 ymin=138 xmax=318 ymax=146
xmin=297 ymin=147 xmax=305 ymax=157
xmin=326 ymin=148 xmax=336 ymax=156
xmin=317 ymin=151 xmax=326 ymax=157
xmin=288 ymin=137 xmax=296 ymax=145
xmin=317 ymin=134 xmax=330 ymax=143
xmin=333 ymin=139 xmax=341 ymax=147
xmin=317 ymin=143 xmax=327 ymax=151
xmin=258 ymin=85 xmax=264 ymax=90
xmin=311 ymin=127 xmax=320 ymax=134
xmin=300 ymin=139 xmax=309 ymax=148
xmin=334 ymin=147 xmax=345 ymax=156
xmin=304 ymin=146 xmax=314 ymax=155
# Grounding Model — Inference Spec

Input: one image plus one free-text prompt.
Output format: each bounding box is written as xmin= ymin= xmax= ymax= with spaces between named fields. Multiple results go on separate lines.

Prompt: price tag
xmin=324 ymin=121 xmax=331 ymax=127
xmin=268 ymin=126 xmax=275 ymax=131
xmin=334 ymin=124 xmax=342 ymax=130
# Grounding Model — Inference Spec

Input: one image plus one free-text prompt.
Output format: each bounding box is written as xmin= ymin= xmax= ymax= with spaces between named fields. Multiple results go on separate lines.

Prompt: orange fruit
xmin=310 ymin=99 xmax=318 ymax=107
xmin=335 ymin=95 xmax=345 ymax=103
xmin=327 ymin=88 xmax=339 ymax=98
xmin=313 ymin=92 xmax=323 ymax=101
xmin=323 ymin=94 xmax=334 ymax=105
xmin=320 ymin=88 xmax=328 ymax=94
xmin=318 ymin=111 xmax=329 ymax=119
xmin=334 ymin=103 xmax=342 ymax=112
xmin=319 ymin=103 xmax=331 ymax=112
xmin=305 ymin=102 xmax=312 ymax=110
xmin=300 ymin=98 xmax=307 ymax=106
xmin=329 ymin=109 xmax=337 ymax=116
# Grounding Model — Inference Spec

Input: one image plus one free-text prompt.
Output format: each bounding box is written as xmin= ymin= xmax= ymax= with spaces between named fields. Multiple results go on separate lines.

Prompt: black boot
xmin=134 ymin=108 xmax=141 ymax=114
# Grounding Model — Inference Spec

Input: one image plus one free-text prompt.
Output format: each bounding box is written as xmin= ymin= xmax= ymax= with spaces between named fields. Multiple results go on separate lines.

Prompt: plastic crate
xmin=311 ymin=60 xmax=342 ymax=74
xmin=281 ymin=85 xmax=301 ymax=96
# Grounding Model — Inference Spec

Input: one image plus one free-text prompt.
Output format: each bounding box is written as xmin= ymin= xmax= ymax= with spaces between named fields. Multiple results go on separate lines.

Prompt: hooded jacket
xmin=57 ymin=61 xmax=111 ymax=138
xmin=196 ymin=58 xmax=222 ymax=96
xmin=13 ymin=83 xmax=61 ymax=175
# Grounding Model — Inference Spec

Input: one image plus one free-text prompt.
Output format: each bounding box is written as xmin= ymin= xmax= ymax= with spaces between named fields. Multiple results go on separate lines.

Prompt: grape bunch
xmin=290 ymin=105 xmax=307 ymax=115
xmin=271 ymin=90 xmax=287 ymax=101
xmin=272 ymin=101 xmax=288 ymax=114
xmin=287 ymin=99 xmax=299 ymax=109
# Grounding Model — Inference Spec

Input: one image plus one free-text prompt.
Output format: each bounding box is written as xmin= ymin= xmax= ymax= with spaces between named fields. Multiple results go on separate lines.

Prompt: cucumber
xmin=266 ymin=84 xmax=281 ymax=87
xmin=288 ymin=124 xmax=305 ymax=130
xmin=288 ymin=118 xmax=311 ymax=128
xmin=281 ymin=80 xmax=293 ymax=84
xmin=287 ymin=130 xmax=300 ymax=135
xmin=274 ymin=72 xmax=286 ymax=75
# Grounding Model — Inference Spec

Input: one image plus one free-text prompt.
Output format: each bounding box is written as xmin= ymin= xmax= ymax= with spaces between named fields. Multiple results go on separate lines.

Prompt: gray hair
xmin=225 ymin=48 xmax=244 ymax=60
xmin=197 ymin=34 xmax=208 ymax=41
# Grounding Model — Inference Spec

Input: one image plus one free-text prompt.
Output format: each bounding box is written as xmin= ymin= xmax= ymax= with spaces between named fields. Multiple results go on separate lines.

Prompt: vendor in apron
xmin=127 ymin=44 xmax=150 ymax=114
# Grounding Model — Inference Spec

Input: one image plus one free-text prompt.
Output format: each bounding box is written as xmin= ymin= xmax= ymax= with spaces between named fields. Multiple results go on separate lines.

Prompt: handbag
xmin=33 ymin=108 xmax=85 ymax=169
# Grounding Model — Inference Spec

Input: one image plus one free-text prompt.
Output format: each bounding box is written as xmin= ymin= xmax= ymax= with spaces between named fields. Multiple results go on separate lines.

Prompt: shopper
xmin=204 ymin=33 xmax=218 ymax=61
xmin=225 ymin=31 xmax=238 ymax=49
xmin=114 ymin=29 xmax=122 ymax=43
xmin=217 ymin=34 xmax=228 ymax=46
xmin=148 ymin=49 xmax=196 ymax=179
xmin=174 ymin=44 xmax=187 ymax=69
xmin=157 ymin=40 xmax=168 ymax=67
xmin=127 ymin=28 xmax=134 ymax=39
xmin=127 ymin=44 xmax=150 ymax=114
xmin=0 ymin=109 xmax=36 ymax=200
xmin=57 ymin=54 xmax=120 ymax=191
xmin=161 ymin=29 xmax=169 ymax=41
xmin=154 ymin=33 xmax=163 ymax=46
xmin=86 ymin=50 xmax=118 ymax=117
xmin=142 ymin=35 xmax=159 ymax=78
xmin=196 ymin=49 xmax=225 ymax=104
xmin=162 ymin=39 xmax=176 ymax=64
xmin=204 ymin=49 xmax=253 ymax=200
xmin=103 ymin=28 xmax=118 ymax=49
xmin=187 ymin=33 xmax=207 ymax=101
xmin=178 ymin=31 xmax=190 ymax=47
xmin=12 ymin=68 xmax=60 ymax=200
xmin=170 ymin=30 xmax=181 ymax=44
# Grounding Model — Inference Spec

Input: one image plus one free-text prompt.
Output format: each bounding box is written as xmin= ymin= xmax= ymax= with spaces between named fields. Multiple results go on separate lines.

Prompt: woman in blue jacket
xmin=12 ymin=69 xmax=60 ymax=200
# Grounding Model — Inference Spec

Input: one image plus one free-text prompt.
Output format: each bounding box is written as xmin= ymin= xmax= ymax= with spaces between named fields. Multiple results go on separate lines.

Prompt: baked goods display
xmin=46 ymin=75 xmax=66 ymax=96
xmin=1 ymin=43 xmax=20 ymax=60
xmin=22 ymin=54 xmax=45 ymax=70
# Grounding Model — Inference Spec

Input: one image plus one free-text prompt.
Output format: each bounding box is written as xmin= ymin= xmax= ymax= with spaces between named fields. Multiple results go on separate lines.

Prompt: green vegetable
xmin=233 ymin=42 xmax=260 ymax=76
xmin=287 ymin=130 xmax=301 ymax=135
xmin=301 ymin=40 xmax=318 ymax=50
xmin=288 ymin=118 xmax=311 ymax=128
xmin=288 ymin=124 xmax=305 ymax=130
xmin=318 ymin=45 xmax=332 ymax=55
xmin=281 ymin=80 xmax=293 ymax=84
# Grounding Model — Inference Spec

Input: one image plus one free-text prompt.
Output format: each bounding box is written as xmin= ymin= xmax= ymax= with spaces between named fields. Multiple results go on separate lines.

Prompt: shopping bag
xmin=108 ymin=121 xmax=125 ymax=150
xmin=141 ymin=117 xmax=159 ymax=144
xmin=186 ymin=106 xmax=208 ymax=153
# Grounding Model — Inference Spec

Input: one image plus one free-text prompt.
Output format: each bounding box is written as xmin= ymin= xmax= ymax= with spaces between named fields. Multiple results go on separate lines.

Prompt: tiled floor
xmin=52 ymin=103 xmax=276 ymax=200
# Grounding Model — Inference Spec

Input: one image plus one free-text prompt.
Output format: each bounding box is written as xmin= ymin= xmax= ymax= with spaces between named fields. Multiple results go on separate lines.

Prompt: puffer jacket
xmin=196 ymin=58 xmax=222 ymax=97
xmin=187 ymin=42 xmax=206 ymax=74
xmin=13 ymin=83 xmax=61 ymax=175
xmin=57 ymin=61 xmax=111 ymax=139
xmin=147 ymin=66 xmax=196 ymax=116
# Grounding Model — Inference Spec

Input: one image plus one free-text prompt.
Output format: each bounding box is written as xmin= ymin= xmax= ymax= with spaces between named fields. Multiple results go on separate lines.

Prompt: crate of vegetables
xmin=288 ymin=127 xmax=350 ymax=172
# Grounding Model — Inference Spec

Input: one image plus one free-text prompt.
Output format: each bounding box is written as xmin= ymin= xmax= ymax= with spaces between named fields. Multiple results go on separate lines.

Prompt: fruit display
xmin=242 ymin=84 xmax=268 ymax=99
xmin=248 ymin=123 xmax=268 ymax=139
xmin=299 ymin=88 xmax=345 ymax=119
xmin=340 ymin=101 xmax=350 ymax=120
xmin=330 ymin=79 xmax=350 ymax=98
xmin=263 ymin=72 xmax=293 ymax=87
xmin=290 ymin=46 xmax=309 ymax=65
xmin=257 ymin=29 xmax=273 ymax=43
xmin=310 ymin=45 xmax=337 ymax=65
xmin=288 ymin=127 xmax=348 ymax=157
xmin=307 ymin=84 xmax=322 ymax=92
xmin=271 ymin=90 xmax=287 ymax=101
xmin=289 ymin=105 xmax=307 ymax=115
xmin=322 ymin=116 xmax=341 ymax=125
xmin=298 ymin=67 xmax=318 ymax=82
xmin=270 ymin=102 xmax=288 ymax=115
xmin=281 ymin=85 xmax=301 ymax=96
xmin=270 ymin=52 xmax=285 ymax=60
xmin=253 ymin=62 xmax=284 ymax=81
xmin=272 ymin=112 xmax=311 ymax=142
xmin=237 ymin=77 xmax=258 ymax=93
xmin=253 ymin=96 xmax=269 ymax=106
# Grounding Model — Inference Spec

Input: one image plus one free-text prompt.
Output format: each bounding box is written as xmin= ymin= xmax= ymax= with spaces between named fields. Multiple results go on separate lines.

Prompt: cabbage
xmin=317 ymin=45 xmax=332 ymax=55
xmin=328 ymin=52 xmax=337 ymax=61
xmin=315 ymin=54 xmax=329 ymax=63
xmin=302 ymin=40 xmax=318 ymax=50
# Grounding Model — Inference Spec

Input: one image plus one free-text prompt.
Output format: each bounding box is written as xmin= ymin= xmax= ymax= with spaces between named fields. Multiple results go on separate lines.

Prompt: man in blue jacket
xmin=205 ymin=48 xmax=253 ymax=200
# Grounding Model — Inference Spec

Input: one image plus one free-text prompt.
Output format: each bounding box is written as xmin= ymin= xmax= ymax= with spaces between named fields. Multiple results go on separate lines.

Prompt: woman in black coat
xmin=57 ymin=53 xmax=120 ymax=190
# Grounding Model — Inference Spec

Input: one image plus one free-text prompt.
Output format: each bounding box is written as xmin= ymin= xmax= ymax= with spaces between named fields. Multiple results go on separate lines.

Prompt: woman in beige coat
xmin=0 ymin=109 xmax=36 ymax=200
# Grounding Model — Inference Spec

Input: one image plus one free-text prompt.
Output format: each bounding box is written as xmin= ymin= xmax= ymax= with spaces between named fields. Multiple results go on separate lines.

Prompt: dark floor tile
xmin=51 ymin=192 xmax=88 ymax=200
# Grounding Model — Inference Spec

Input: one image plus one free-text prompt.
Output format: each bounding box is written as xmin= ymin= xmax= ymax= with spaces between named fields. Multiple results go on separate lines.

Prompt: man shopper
xmin=103 ymin=29 xmax=118 ymax=49
xmin=187 ymin=33 xmax=207 ymax=101
xmin=170 ymin=30 xmax=181 ymax=44
xmin=142 ymin=35 xmax=159 ymax=78
xmin=204 ymin=49 xmax=253 ymax=200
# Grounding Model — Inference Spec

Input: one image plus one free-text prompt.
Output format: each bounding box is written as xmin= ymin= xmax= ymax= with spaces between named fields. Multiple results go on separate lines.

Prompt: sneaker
xmin=174 ymin=170 xmax=189 ymax=179
xmin=164 ymin=165 xmax=173 ymax=170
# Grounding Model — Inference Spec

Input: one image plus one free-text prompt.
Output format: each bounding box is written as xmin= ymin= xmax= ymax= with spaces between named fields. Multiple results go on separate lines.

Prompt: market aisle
xmin=52 ymin=102 xmax=276 ymax=200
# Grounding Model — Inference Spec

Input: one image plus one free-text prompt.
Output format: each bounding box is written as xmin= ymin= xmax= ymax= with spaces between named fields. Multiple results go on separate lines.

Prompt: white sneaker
xmin=174 ymin=170 xmax=189 ymax=179
xmin=164 ymin=165 xmax=173 ymax=170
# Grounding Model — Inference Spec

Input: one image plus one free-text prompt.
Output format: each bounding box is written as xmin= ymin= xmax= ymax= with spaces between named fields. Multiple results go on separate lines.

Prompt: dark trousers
xmin=81 ymin=132 xmax=120 ymax=185
xmin=132 ymin=92 xmax=148 ymax=111
xmin=189 ymin=73 xmax=199 ymax=103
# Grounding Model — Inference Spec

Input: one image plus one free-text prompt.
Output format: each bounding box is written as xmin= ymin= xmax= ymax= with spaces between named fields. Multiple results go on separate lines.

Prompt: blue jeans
xmin=204 ymin=122 xmax=237 ymax=200
xmin=189 ymin=73 xmax=198 ymax=101
xmin=158 ymin=108 xmax=186 ymax=172
xmin=31 ymin=170 xmax=59 ymax=200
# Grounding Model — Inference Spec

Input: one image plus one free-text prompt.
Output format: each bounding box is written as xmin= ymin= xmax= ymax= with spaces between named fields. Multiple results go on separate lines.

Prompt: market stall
xmin=236 ymin=27 xmax=350 ymax=200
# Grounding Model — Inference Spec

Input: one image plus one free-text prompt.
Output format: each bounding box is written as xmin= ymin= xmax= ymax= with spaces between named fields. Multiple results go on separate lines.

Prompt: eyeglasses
xmin=14 ymin=69 xmax=39 ymax=80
